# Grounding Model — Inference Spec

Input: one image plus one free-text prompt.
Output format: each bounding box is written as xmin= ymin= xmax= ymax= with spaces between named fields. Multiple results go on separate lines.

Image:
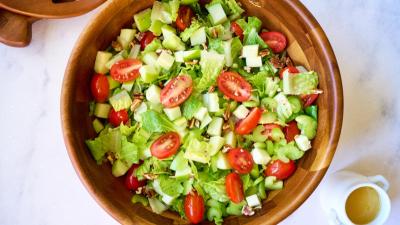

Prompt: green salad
xmin=85 ymin=0 xmax=321 ymax=223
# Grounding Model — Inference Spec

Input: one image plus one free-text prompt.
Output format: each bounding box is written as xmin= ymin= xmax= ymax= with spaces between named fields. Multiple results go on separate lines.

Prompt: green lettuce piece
xmin=170 ymin=197 xmax=185 ymax=218
xmin=244 ymin=28 xmax=268 ymax=48
xmin=283 ymin=71 xmax=319 ymax=95
xmin=274 ymin=93 xmax=293 ymax=121
xmin=230 ymin=37 xmax=242 ymax=61
xmin=295 ymin=115 xmax=317 ymax=139
xmin=86 ymin=128 xmax=122 ymax=164
xmin=208 ymin=38 xmax=225 ymax=54
xmin=225 ymin=0 xmax=244 ymax=20
xmin=276 ymin=142 xmax=304 ymax=162
xmin=206 ymin=200 xmax=224 ymax=225
xmin=201 ymin=178 xmax=230 ymax=202
xmin=119 ymin=123 xmax=137 ymax=136
xmin=180 ymin=20 xmax=202 ymax=42
xmin=141 ymin=110 xmax=176 ymax=132
xmin=117 ymin=136 xmax=139 ymax=164
xmin=182 ymin=95 xmax=203 ymax=119
xmin=247 ymin=16 xmax=262 ymax=32
xmin=169 ymin=0 xmax=180 ymax=21
xmin=158 ymin=175 xmax=184 ymax=197
xmin=183 ymin=129 xmax=204 ymax=148
xmin=143 ymin=39 xmax=162 ymax=53
xmin=226 ymin=201 xmax=246 ymax=215
xmin=197 ymin=50 xmax=225 ymax=92
xmin=241 ymin=174 xmax=254 ymax=191
xmin=109 ymin=90 xmax=132 ymax=111
xmin=207 ymin=24 xmax=225 ymax=38
xmin=135 ymin=157 xmax=171 ymax=180
xmin=184 ymin=138 xmax=211 ymax=163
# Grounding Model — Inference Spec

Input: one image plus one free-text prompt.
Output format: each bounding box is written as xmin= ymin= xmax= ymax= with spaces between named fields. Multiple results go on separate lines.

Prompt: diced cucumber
xmin=133 ymin=102 xmax=148 ymax=122
xmin=183 ymin=49 xmax=201 ymax=61
xmin=171 ymin=151 xmax=192 ymax=179
xmin=131 ymin=194 xmax=149 ymax=206
xmin=157 ymin=51 xmax=175 ymax=70
xmin=161 ymin=25 xmax=177 ymax=39
xmin=241 ymin=45 xmax=259 ymax=58
xmin=200 ymin=114 xmax=212 ymax=129
xmin=275 ymin=93 xmax=293 ymax=120
xmin=149 ymin=19 xmax=164 ymax=36
xmin=259 ymin=112 xmax=277 ymax=124
xmin=139 ymin=146 xmax=151 ymax=160
xmin=233 ymin=104 xmax=249 ymax=119
xmin=265 ymin=176 xmax=283 ymax=190
xmin=246 ymin=194 xmax=261 ymax=208
xmin=206 ymin=3 xmax=228 ymax=25
xmin=112 ymin=160 xmax=130 ymax=177
xmin=133 ymin=8 xmax=152 ymax=32
xmin=128 ymin=44 xmax=141 ymax=59
xmin=194 ymin=107 xmax=208 ymax=121
xmin=92 ymin=118 xmax=104 ymax=133
xmin=117 ymin=29 xmax=136 ymax=49
xmin=143 ymin=39 xmax=162 ymax=53
xmin=151 ymin=1 xmax=172 ymax=24
xmin=224 ymin=131 xmax=236 ymax=147
xmin=163 ymin=107 xmax=181 ymax=121
xmin=142 ymin=52 xmax=158 ymax=66
xmin=295 ymin=115 xmax=317 ymax=139
xmin=223 ymin=39 xmax=233 ymax=67
xmin=94 ymin=51 xmax=113 ymax=74
xmin=145 ymin=84 xmax=161 ymax=104
xmin=295 ymin=134 xmax=311 ymax=151
xmin=288 ymin=96 xmax=302 ymax=114
xmin=121 ymin=80 xmax=134 ymax=92
xmin=105 ymin=50 xmax=127 ymax=69
xmin=148 ymin=197 xmax=168 ymax=214
xmin=109 ymin=90 xmax=132 ymax=111
xmin=203 ymin=93 xmax=219 ymax=112
xmin=107 ymin=76 xmax=120 ymax=90
xmin=251 ymin=148 xmax=271 ymax=165
xmin=184 ymin=139 xmax=210 ymax=163
xmin=271 ymin=127 xmax=285 ymax=141
xmin=208 ymin=136 xmax=225 ymax=156
xmin=94 ymin=103 xmax=111 ymax=119
xmin=174 ymin=117 xmax=188 ymax=129
xmin=174 ymin=51 xmax=184 ymax=63
xmin=190 ymin=27 xmax=206 ymax=46
xmin=246 ymin=56 xmax=262 ymax=67
xmin=207 ymin=117 xmax=223 ymax=136
xmin=243 ymin=93 xmax=260 ymax=107
xmin=221 ymin=21 xmax=233 ymax=40
xmin=213 ymin=151 xmax=231 ymax=170
xmin=169 ymin=0 xmax=180 ymax=21
xmin=139 ymin=65 xmax=159 ymax=83
xmin=162 ymin=35 xmax=186 ymax=51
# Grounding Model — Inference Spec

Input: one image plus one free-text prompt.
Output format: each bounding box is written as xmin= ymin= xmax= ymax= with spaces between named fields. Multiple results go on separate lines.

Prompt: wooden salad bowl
xmin=61 ymin=0 xmax=343 ymax=224
xmin=0 ymin=0 xmax=105 ymax=47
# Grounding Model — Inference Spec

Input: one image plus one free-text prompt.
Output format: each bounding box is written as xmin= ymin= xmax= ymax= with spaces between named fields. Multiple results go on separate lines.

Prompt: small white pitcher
xmin=320 ymin=170 xmax=391 ymax=225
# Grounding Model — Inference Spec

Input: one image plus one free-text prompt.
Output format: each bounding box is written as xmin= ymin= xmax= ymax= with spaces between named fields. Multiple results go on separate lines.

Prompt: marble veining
xmin=0 ymin=1 xmax=399 ymax=224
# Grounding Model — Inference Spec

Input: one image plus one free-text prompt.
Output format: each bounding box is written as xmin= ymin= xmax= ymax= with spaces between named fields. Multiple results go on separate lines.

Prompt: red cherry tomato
xmin=260 ymin=31 xmax=287 ymax=53
xmin=227 ymin=148 xmax=254 ymax=174
xmin=108 ymin=109 xmax=129 ymax=127
xmin=198 ymin=0 xmax=211 ymax=6
xmin=184 ymin=192 xmax=205 ymax=224
xmin=279 ymin=66 xmax=299 ymax=79
xmin=231 ymin=21 xmax=244 ymax=40
xmin=262 ymin=123 xmax=282 ymax=139
xmin=235 ymin=107 xmax=263 ymax=135
xmin=125 ymin=163 xmax=146 ymax=191
xmin=150 ymin=132 xmax=181 ymax=159
xmin=225 ymin=172 xmax=245 ymax=203
xmin=217 ymin=71 xmax=252 ymax=102
xmin=90 ymin=73 xmax=109 ymax=102
xmin=301 ymin=94 xmax=319 ymax=107
xmin=284 ymin=121 xmax=300 ymax=143
xmin=140 ymin=31 xmax=156 ymax=50
xmin=176 ymin=6 xmax=194 ymax=31
xmin=265 ymin=160 xmax=296 ymax=180
xmin=110 ymin=59 xmax=142 ymax=82
xmin=160 ymin=75 xmax=193 ymax=108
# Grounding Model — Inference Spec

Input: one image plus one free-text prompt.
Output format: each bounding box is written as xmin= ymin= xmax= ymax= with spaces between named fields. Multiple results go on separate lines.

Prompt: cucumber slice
xmin=265 ymin=176 xmax=283 ymax=190
xmin=241 ymin=45 xmax=259 ymax=58
xmin=161 ymin=25 xmax=177 ymax=39
xmin=92 ymin=118 xmax=104 ymax=133
xmin=207 ymin=117 xmax=223 ymax=136
xmin=183 ymin=49 xmax=201 ymax=61
xmin=174 ymin=51 xmax=185 ymax=63
xmin=105 ymin=50 xmax=127 ymax=69
xmin=149 ymin=19 xmax=164 ymax=36
xmin=117 ymin=29 xmax=136 ymax=49
xmin=133 ymin=102 xmax=148 ymax=122
xmin=251 ymin=147 xmax=271 ymax=165
xmin=145 ymin=84 xmax=161 ymax=104
xmin=194 ymin=107 xmax=208 ymax=121
xmin=223 ymin=39 xmax=233 ymax=67
xmin=203 ymin=93 xmax=219 ymax=112
xmin=151 ymin=1 xmax=172 ymax=24
xmin=206 ymin=3 xmax=228 ymax=25
xmin=112 ymin=160 xmax=130 ymax=177
xmin=109 ymin=90 xmax=132 ymax=111
xmin=157 ymin=51 xmax=175 ymax=70
xmin=162 ymin=35 xmax=186 ymax=51
xmin=224 ymin=131 xmax=236 ymax=147
xmin=163 ymin=107 xmax=181 ymax=121
xmin=200 ymin=114 xmax=212 ymax=129
xmin=142 ymin=52 xmax=158 ymax=66
xmin=213 ymin=151 xmax=231 ymax=170
xmin=174 ymin=117 xmax=188 ymax=129
xmin=259 ymin=111 xmax=277 ymax=124
xmin=128 ymin=44 xmax=141 ymax=59
xmin=94 ymin=51 xmax=112 ymax=74
xmin=107 ymin=76 xmax=120 ymax=90
xmin=94 ymin=103 xmax=111 ymax=119
xmin=148 ymin=197 xmax=168 ymax=214
xmin=233 ymin=104 xmax=249 ymax=119
xmin=190 ymin=27 xmax=206 ymax=46
xmin=139 ymin=65 xmax=159 ymax=83
xmin=121 ymin=80 xmax=135 ymax=92
xmin=208 ymin=136 xmax=225 ymax=156
xmin=133 ymin=8 xmax=152 ymax=32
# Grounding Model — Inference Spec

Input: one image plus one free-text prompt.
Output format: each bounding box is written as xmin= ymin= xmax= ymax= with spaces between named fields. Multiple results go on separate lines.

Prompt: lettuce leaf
xmin=86 ymin=128 xmax=122 ymax=164
xmin=225 ymin=0 xmax=244 ymax=20
xmin=158 ymin=174 xmax=184 ymax=197
xmin=141 ymin=110 xmax=176 ymax=132
xmin=197 ymin=50 xmax=225 ymax=92
xmin=201 ymin=178 xmax=230 ymax=202
xmin=182 ymin=95 xmax=204 ymax=119
xmin=283 ymin=71 xmax=319 ymax=95
xmin=180 ymin=20 xmax=202 ymax=42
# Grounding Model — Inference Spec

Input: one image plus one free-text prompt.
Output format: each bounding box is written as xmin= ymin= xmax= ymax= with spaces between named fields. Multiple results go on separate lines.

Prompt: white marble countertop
xmin=0 ymin=1 xmax=399 ymax=224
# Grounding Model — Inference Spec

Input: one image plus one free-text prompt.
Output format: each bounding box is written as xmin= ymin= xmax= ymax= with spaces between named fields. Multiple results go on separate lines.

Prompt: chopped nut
xmin=143 ymin=173 xmax=158 ymax=180
xmin=242 ymin=205 xmax=255 ymax=216
xmin=208 ymin=86 xmax=215 ymax=93
xmin=222 ymin=145 xmax=232 ymax=153
xmin=202 ymin=43 xmax=208 ymax=50
xmin=142 ymin=187 xmax=156 ymax=198
xmin=269 ymin=55 xmax=284 ymax=69
xmin=106 ymin=152 xmax=116 ymax=164
xmin=194 ymin=119 xmax=201 ymax=128
xmin=223 ymin=104 xmax=231 ymax=121
xmin=259 ymin=49 xmax=270 ymax=57
xmin=129 ymin=40 xmax=137 ymax=48
xmin=132 ymin=93 xmax=145 ymax=100
xmin=135 ymin=187 xmax=144 ymax=195
xmin=188 ymin=118 xmax=197 ymax=129
xmin=211 ymin=28 xmax=218 ymax=38
xmin=284 ymin=55 xmax=294 ymax=67
xmin=185 ymin=60 xmax=199 ymax=65
xmin=244 ymin=66 xmax=251 ymax=73
xmin=222 ymin=123 xmax=231 ymax=133
xmin=130 ymin=98 xmax=143 ymax=111
xmin=112 ymin=41 xmax=123 ymax=52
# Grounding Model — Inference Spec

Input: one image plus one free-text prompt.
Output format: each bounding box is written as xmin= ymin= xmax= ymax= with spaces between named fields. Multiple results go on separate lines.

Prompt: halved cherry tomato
xmin=225 ymin=172 xmax=245 ymax=203
xmin=260 ymin=31 xmax=287 ymax=53
xmin=110 ymin=59 xmax=142 ymax=82
xmin=217 ymin=71 xmax=252 ymax=102
xmin=301 ymin=93 xmax=319 ymax=107
xmin=263 ymin=123 xmax=282 ymax=139
xmin=284 ymin=121 xmax=300 ymax=143
xmin=227 ymin=148 xmax=254 ymax=174
xmin=150 ymin=132 xmax=181 ymax=159
xmin=265 ymin=160 xmax=296 ymax=180
xmin=235 ymin=107 xmax=262 ymax=135
xmin=160 ymin=75 xmax=193 ymax=108
xmin=176 ymin=6 xmax=194 ymax=31
xmin=279 ymin=66 xmax=299 ymax=79
xmin=140 ymin=31 xmax=156 ymax=50
xmin=125 ymin=163 xmax=146 ymax=191
xmin=198 ymin=0 xmax=211 ymax=7
xmin=108 ymin=109 xmax=129 ymax=127
xmin=184 ymin=192 xmax=205 ymax=224
xmin=231 ymin=21 xmax=244 ymax=40
xmin=90 ymin=73 xmax=109 ymax=102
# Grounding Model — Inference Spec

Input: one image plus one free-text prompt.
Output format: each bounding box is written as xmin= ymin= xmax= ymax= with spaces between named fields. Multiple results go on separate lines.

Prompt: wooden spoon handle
xmin=0 ymin=9 xmax=36 ymax=47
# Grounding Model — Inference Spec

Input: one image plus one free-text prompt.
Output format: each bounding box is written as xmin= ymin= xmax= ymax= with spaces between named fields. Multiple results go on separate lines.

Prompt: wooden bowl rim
xmin=61 ymin=0 xmax=343 ymax=224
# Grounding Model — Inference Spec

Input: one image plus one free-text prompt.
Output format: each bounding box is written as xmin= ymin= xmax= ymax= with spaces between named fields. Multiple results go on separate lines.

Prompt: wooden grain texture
xmin=61 ymin=0 xmax=344 ymax=224
xmin=0 ymin=0 xmax=105 ymax=47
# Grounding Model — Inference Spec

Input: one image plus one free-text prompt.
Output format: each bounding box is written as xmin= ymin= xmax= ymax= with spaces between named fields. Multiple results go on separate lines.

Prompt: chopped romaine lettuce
xmin=283 ymin=71 xmax=319 ymax=95
xmin=141 ymin=110 xmax=176 ymax=132
xmin=197 ymin=50 xmax=225 ymax=92
xmin=201 ymin=178 xmax=230 ymax=202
